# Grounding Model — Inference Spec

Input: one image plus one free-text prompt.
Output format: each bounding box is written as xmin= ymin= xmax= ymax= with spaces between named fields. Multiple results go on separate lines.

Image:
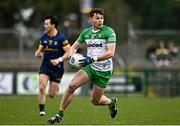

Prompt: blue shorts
xmin=39 ymin=60 xmax=64 ymax=83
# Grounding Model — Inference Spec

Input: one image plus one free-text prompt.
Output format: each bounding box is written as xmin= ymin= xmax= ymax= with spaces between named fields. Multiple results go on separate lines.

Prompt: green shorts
xmin=82 ymin=65 xmax=112 ymax=88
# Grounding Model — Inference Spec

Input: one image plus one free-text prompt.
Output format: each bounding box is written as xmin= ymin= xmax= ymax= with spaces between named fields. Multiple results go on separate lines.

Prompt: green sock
xmin=58 ymin=110 xmax=64 ymax=117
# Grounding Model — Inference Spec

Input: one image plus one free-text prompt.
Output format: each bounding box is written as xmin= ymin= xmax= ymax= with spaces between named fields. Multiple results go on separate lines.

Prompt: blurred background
xmin=0 ymin=0 xmax=179 ymax=97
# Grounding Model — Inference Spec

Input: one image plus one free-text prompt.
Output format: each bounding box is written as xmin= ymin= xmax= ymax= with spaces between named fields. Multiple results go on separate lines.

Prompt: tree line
xmin=0 ymin=0 xmax=179 ymax=41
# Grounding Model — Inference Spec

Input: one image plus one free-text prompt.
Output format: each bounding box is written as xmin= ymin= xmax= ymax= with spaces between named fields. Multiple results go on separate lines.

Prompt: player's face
xmin=44 ymin=19 xmax=54 ymax=33
xmin=92 ymin=13 xmax=104 ymax=30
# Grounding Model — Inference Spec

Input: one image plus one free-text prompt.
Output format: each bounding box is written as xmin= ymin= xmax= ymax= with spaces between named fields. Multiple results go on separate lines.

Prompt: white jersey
xmin=77 ymin=25 xmax=116 ymax=71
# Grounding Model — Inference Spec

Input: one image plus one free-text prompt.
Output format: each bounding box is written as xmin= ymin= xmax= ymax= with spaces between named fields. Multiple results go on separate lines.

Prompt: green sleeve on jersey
xmin=76 ymin=29 xmax=87 ymax=44
xmin=76 ymin=33 xmax=84 ymax=43
xmin=106 ymin=28 xmax=116 ymax=43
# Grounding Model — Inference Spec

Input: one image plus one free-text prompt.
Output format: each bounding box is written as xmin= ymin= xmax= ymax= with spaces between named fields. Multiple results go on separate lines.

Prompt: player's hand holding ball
xmin=69 ymin=53 xmax=97 ymax=68
xmin=80 ymin=56 xmax=97 ymax=67
xmin=69 ymin=53 xmax=84 ymax=69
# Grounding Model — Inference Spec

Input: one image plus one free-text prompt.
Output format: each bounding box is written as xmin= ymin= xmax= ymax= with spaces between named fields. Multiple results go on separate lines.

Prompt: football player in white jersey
xmin=48 ymin=8 xmax=118 ymax=124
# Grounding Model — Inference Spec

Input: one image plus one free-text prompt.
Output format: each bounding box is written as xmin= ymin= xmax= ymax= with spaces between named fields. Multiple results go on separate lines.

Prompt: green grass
xmin=0 ymin=95 xmax=180 ymax=125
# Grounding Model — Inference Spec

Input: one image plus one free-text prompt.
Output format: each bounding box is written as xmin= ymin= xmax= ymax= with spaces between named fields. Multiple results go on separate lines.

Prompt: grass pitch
xmin=0 ymin=95 xmax=180 ymax=125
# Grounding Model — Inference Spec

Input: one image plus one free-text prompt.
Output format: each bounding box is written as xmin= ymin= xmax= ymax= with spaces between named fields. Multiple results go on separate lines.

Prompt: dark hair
xmin=43 ymin=15 xmax=59 ymax=28
xmin=89 ymin=8 xmax=104 ymax=17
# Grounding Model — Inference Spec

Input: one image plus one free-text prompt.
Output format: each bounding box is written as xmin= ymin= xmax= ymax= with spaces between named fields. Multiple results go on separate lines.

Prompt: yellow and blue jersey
xmin=39 ymin=31 xmax=69 ymax=83
xmin=40 ymin=31 xmax=69 ymax=60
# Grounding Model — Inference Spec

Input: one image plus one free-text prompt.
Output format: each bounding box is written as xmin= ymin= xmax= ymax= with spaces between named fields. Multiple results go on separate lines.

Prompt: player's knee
xmin=39 ymin=85 xmax=46 ymax=94
xmin=91 ymin=98 xmax=99 ymax=105
xmin=48 ymin=93 xmax=55 ymax=98
xmin=68 ymin=84 xmax=77 ymax=93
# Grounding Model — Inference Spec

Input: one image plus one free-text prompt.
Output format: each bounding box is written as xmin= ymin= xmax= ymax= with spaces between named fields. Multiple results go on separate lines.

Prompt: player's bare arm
xmin=69 ymin=41 xmax=81 ymax=57
xmin=96 ymin=43 xmax=116 ymax=61
xmin=50 ymin=44 xmax=70 ymax=66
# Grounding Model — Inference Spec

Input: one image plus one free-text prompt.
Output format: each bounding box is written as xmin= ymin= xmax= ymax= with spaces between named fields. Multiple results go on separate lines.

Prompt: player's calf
xmin=48 ymin=94 xmax=55 ymax=98
xmin=91 ymin=98 xmax=99 ymax=105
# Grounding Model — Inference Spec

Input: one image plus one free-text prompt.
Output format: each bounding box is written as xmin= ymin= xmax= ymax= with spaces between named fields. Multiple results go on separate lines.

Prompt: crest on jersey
xmin=91 ymin=34 xmax=96 ymax=39
xmin=48 ymin=40 xmax=53 ymax=44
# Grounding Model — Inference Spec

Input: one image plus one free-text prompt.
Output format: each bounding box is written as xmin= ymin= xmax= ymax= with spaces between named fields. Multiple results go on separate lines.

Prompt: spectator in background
xmin=61 ymin=20 xmax=71 ymax=40
xmin=169 ymin=42 xmax=179 ymax=62
xmin=87 ymin=17 xmax=92 ymax=28
xmin=61 ymin=20 xmax=83 ymax=54
xmin=146 ymin=41 xmax=157 ymax=62
xmin=156 ymin=40 xmax=170 ymax=66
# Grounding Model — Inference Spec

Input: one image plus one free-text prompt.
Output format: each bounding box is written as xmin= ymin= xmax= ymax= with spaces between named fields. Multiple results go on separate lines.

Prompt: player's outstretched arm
xmin=69 ymin=41 xmax=81 ymax=57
